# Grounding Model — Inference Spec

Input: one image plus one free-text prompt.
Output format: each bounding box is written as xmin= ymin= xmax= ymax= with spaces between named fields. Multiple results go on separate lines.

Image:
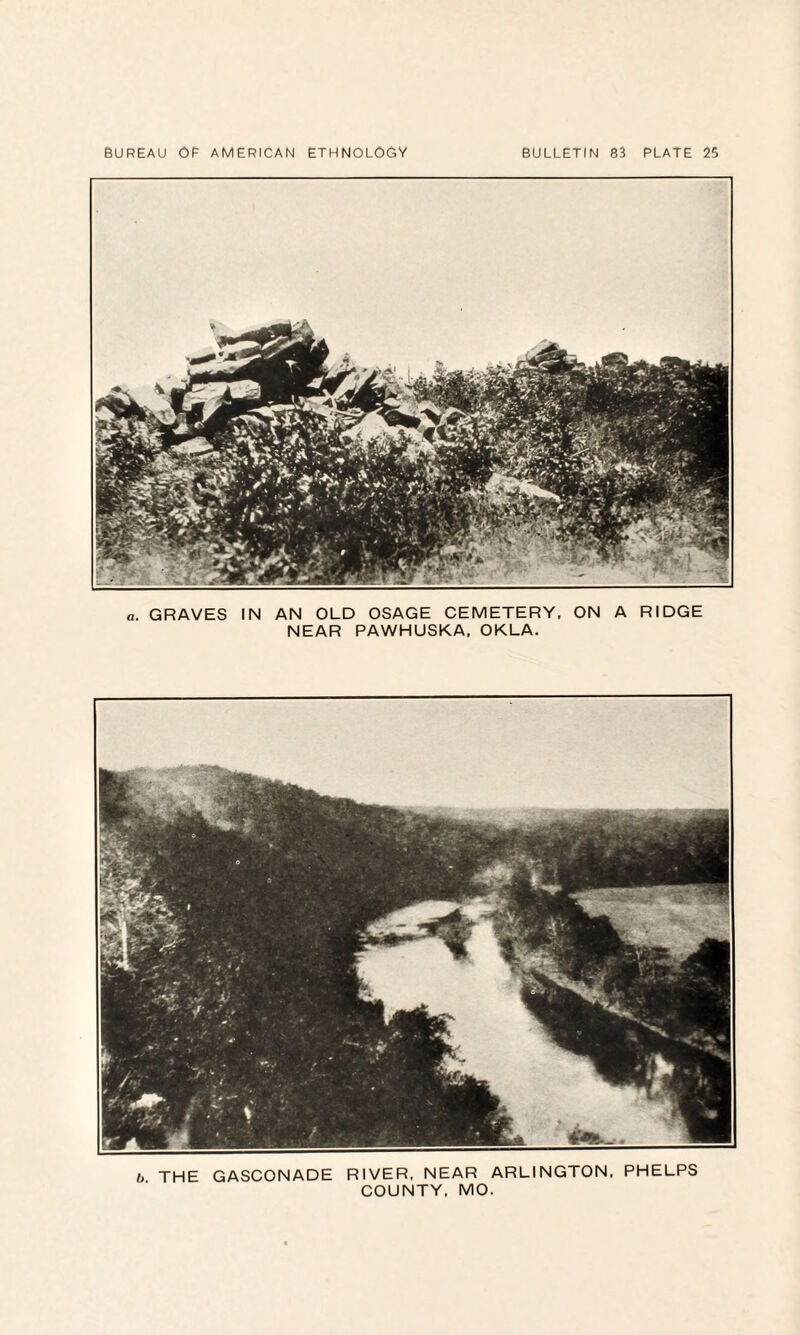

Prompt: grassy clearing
xmin=572 ymin=883 xmax=730 ymax=962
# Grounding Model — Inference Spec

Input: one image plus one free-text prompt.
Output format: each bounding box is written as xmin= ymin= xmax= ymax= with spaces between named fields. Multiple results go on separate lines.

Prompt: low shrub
xmin=190 ymin=412 xmax=494 ymax=583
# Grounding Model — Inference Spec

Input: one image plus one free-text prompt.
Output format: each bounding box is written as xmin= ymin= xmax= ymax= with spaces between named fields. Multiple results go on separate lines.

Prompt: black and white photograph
xmin=97 ymin=695 xmax=733 ymax=1152
xmin=92 ymin=177 xmax=731 ymax=589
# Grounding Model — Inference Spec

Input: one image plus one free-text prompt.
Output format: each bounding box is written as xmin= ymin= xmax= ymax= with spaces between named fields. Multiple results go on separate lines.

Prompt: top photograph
xmin=91 ymin=176 xmax=731 ymax=589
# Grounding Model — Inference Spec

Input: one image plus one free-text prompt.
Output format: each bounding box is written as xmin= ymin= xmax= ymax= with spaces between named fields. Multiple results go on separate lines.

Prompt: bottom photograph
xmin=96 ymin=695 xmax=733 ymax=1152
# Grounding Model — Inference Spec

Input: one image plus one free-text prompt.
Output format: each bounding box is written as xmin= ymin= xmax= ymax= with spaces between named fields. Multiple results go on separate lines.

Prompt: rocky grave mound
xmin=515 ymin=339 xmax=695 ymax=378
xmin=515 ymin=338 xmax=584 ymax=376
xmin=96 ymin=315 xmax=468 ymax=459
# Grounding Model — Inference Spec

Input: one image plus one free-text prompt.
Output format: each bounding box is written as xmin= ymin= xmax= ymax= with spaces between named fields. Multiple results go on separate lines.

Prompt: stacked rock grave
xmin=96 ymin=315 xmax=468 ymax=459
xmin=515 ymin=339 xmax=692 ymax=378
xmin=514 ymin=337 xmax=585 ymax=376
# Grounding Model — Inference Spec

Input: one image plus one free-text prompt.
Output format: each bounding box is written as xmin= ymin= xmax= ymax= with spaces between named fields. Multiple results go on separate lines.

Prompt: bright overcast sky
xmin=96 ymin=696 xmax=729 ymax=810
xmin=92 ymin=177 xmax=730 ymax=391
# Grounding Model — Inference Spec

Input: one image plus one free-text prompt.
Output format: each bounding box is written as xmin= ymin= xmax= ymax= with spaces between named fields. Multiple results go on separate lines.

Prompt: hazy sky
xmin=96 ymin=697 xmax=729 ymax=810
xmin=92 ymin=178 xmax=730 ymax=391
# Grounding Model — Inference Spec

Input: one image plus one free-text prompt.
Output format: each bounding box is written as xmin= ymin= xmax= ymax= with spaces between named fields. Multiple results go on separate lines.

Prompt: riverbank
xmin=490 ymin=893 xmax=731 ymax=1142
xmin=517 ymin=947 xmax=729 ymax=1066
xmin=357 ymin=897 xmax=705 ymax=1145
xmin=493 ymin=882 xmax=731 ymax=1056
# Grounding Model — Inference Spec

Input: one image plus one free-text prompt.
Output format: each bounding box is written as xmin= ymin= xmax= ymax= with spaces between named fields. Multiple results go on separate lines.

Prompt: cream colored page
xmin=3 ymin=3 xmax=799 ymax=1332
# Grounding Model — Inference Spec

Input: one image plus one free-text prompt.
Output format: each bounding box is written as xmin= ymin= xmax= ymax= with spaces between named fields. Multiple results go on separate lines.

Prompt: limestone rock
xmin=382 ymin=404 xmax=420 ymax=428
xmin=96 ymin=385 xmax=132 ymax=415
xmin=128 ymin=384 xmax=177 ymax=428
xmin=260 ymin=335 xmax=293 ymax=365
xmin=155 ymin=374 xmax=186 ymax=408
xmin=342 ymin=411 xmax=404 ymax=446
xmin=173 ymin=438 xmax=214 ymax=459
xmin=332 ymin=369 xmax=361 ymax=403
xmin=487 ymin=472 xmax=561 ymax=503
xmin=601 ymin=351 xmax=629 ymax=367
xmin=516 ymin=339 xmax=583 ymax=374
xmin=209 ymin=319 xmax=238 ymax=346
xmin=257 ymin=359 xmax=294 ymax=402
xmin=660 ymin=355 xmax=690 ymax=372
xmin=221 ymin=340 xmax=262 ymax=361
xmin=201 ymin=388 xmax=231 ymax=433
xmin=240 ymin=318 xmax=292 ymax=344
xmin=170 ymin=416 xmax=196 ymax=442
xmin=195 ymin=355 xmax=265 ymax=383
xmin=526 ymin=338 xmax=560 ymax=362
xmin=322 ymin=353 xmax=357 ymax=391
xmin=105 ymin=313 xmax=459 ymax=456
xmin=211 ymin=317 xmax=292 ymax=346
xmin=183 ymin=382 xmax=225 ymax=418
xmin=441 ymin=406 xmax=467 ymax=426
xmin=228 ymin=380 xmax=262 ymax=405
xmin=187 ymin=346 xmax=216 ymax=367
xmin=382 ymin=383 xmax=419 ymax=411
xmin=349 ymin=366 xmax=379 ymax=408
xmin=281 ymin=337 xmax=316 ymax=371
xmin=291 ymin=318 xmax=315 ymax=348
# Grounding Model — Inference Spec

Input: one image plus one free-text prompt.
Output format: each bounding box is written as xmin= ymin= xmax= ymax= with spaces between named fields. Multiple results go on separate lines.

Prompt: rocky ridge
xmin=96 ymin=317 xmax=695 ymax=466
xmin=95 ymin=314 xmax=469 ymax=459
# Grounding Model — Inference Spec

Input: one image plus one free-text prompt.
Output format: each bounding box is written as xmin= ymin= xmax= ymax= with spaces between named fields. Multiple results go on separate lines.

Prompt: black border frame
xmin=89 ymin=174 xmax=734 ymax=592
xmin=94 ymin=692 xmax=736 ymax=1155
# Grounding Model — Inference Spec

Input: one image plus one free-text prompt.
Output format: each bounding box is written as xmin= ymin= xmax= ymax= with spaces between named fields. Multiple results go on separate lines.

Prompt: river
xmin=356 ymin=897 xmax=715 ymax=1147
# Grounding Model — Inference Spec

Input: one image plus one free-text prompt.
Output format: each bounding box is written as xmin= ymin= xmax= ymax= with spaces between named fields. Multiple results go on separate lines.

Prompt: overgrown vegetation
xmin=95 ymin=358 xmax=729 ymax=584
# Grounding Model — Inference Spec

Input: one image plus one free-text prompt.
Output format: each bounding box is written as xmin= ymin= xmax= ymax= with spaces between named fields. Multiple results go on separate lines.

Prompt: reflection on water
xmin=357 ymin=898 xmax=724 ymax=1147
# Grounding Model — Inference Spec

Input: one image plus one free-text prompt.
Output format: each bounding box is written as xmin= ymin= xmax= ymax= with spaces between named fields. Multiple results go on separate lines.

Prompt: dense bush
xmin=414 ymin=359 xmax=729 ymax=563
xmin=95 ymin=418 xmax=205 ymax=584
xmin=194 ymin=412 xmax=493 ymax=582
xmin=95 ymin=356 xmax=729 ymax=584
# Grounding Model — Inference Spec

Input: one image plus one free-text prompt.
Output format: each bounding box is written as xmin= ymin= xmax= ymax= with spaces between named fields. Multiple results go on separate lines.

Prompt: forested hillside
xmin=98 ymin=765 xmax=728 ymax=1149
